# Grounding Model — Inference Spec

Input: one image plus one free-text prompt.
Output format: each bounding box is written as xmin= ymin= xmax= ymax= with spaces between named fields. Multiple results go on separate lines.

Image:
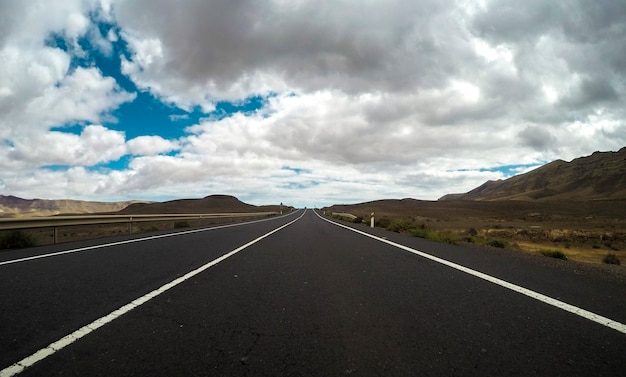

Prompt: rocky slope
xmin=118 ymin=194 xmax=287 ymax=214
xmin=440 ymin=147 xmax=626 ymax=201
xmin=0 ymin=195 xmax=143 ymax=217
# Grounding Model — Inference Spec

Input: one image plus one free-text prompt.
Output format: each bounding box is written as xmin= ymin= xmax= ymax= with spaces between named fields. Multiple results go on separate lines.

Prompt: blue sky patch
xmin=45 ymin=21 xmax=271 ymax=152
xmin=90 ymin=155 xmax=133 ymax=171
xmin=280 ymin=180 xmax=320 ymax=190
xmin=41 ymin=164 xmax=72 ymax=171
xmin=281 ymin=166 xmax=313 ymax=175
xmin=482 ymin=163 xmax=542 ymax=176
xmin=453 ymin=163 xmax=542 ymax=177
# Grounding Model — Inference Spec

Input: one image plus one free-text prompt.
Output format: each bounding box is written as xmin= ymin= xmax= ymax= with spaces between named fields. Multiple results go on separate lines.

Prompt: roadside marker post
xmin=371 ymin=213 xmax=375 ymax=228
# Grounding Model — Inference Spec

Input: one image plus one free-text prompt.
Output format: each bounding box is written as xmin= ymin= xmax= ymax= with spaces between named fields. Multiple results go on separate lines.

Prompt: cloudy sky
xmin=1 ymin=0 xmax=625 ymax=208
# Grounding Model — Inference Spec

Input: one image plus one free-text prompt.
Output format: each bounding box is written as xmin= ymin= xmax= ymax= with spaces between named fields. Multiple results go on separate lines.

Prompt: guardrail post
xmin=53 ymin=226 xmax=57 ymax=244
xmin=128 ymin=217 xmax=132 ymax=235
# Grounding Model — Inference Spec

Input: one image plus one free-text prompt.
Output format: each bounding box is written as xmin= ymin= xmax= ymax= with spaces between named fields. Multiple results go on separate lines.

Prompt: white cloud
xmin=0 ymin=1 xmax=134 ymax=170
xmin=29 ymin=67 xmax=135 ymax=128
xmin=5 ymin=125 xmax=126 ymax=168
xmin=1 ymin=1 xmax=626 ymax=207
xmin=0 ymin=45 xmax=71 ymax=136
xmin=120 ymin=32 xmax=217 ymax=112
xmin=127 ymin=135 xmax=179 ymax=156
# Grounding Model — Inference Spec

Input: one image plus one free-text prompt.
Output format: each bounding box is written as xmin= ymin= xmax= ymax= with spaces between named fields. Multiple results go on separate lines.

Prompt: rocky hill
xmin=440 ymin=147 xmax=626 ymax=201
xmin=0 ymin=195 xmax=144 ymax=217
xmin=1 ymin=194 xmax=290 ymax=217
xmin=118 ymin=194 xmax=287 ymax=214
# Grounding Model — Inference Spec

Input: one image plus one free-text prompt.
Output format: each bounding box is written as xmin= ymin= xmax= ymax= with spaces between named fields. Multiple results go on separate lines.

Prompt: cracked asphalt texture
xmin=3 ymin=210 xmax=625 ymax=376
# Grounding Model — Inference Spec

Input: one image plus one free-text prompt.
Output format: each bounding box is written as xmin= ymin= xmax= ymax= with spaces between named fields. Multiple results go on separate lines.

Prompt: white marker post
xmin=371 ymin=213 xmax=375 ymax=228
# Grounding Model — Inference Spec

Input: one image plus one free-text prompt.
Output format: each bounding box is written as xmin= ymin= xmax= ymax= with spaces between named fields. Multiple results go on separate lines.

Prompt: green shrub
xmin=353 ymin=216 xmax=364 ymax=224
xmin=541 ymin=249 xmax=568 ymax=260
xmin=463 ymin=235 xmax=476 ymax=243
xmin=0 ymin=230 xmax=37 ymax=249
xmin=174 ymin=221 xmax=190 ymax=228
xmin=410 ymin=227 xmax=432 ymax=239
xmin=432 ymin=230 xmax=459 ymax=245
xmin=486 ymin=239 xmax=507 ymax=248
xmin=386 ymin=219 xmax=418 ymax=233
xmin=410 ymin=227 xmax=458 ymax=245
xmin=375 ymin=218 xmax=391 ymax=228
xmin=602 ymin=253 xmax=621 ymax=265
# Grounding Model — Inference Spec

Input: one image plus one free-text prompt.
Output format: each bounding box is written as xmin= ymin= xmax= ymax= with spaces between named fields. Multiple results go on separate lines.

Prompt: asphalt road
xmin=1 ymin=209 xmax=625 ymax=376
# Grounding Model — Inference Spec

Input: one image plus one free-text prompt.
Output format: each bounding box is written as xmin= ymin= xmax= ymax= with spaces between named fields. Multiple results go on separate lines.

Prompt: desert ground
xmin=324 ymin=199 xmax=626 ymax=267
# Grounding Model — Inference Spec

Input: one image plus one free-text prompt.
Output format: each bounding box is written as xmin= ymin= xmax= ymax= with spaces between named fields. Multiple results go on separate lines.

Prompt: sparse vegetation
xmin=375 ymin=217 xmax=391 ymax=228
xmin=423 ymin=230 xmax=459 ymax=245
xmin=603 ymin=253 xmax=621 ymax=265
xmin=541 ymin=249 xmax=568 ymax=260
xmin=0 ymin=230 xmax=37 ymax=249
xmin=386 ymin=219 xmax=419 ymax=233
xmin=485 ymin=239 xmax=507 ymax=249
xmin=322 ymin=199 xmax=626 ymax=265
xmin=409 ymin=226 xmax=435 ymax=239
xmin=174 ymin=221 xmax=190 ymax=228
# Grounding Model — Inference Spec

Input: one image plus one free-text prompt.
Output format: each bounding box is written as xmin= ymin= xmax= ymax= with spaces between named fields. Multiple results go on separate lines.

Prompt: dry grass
xmin=324 ymin=199 xmax=626 ymax=266
xmin=516 ymin=241 xmax=624 ymax=264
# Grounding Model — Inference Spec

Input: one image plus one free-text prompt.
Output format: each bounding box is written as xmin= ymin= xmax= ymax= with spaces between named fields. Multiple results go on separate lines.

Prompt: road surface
xmin=1 ymin=210 xmax=624 ymax=376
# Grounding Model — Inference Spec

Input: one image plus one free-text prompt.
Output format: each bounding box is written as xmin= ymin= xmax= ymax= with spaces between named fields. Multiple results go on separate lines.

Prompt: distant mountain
xmin=440 ymin=147 xmax=626 ymax=201
xmin=0 ymin=195 xmax=144 ymax=217
xmin=118 ymin=194 xmax=287 ymax=214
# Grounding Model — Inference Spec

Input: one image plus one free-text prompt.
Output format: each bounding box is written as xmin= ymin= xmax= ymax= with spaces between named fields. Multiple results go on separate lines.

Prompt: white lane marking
xmin=0 ymin=211 xmax=298 ymax=267
xmin=0 ymin=210 xmax=306 ymax=377
xmin=315 ymin=211 xmax=626 ymax=335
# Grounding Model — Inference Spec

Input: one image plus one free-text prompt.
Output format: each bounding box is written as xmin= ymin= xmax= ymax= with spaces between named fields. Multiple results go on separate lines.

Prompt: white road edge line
xmin=0 ymin=211 xmax=297 ymax=267
xmin=0 ymin=210 xmax=306 ymax=377
xmin=315 ymin=211 xmax=626 ymax=336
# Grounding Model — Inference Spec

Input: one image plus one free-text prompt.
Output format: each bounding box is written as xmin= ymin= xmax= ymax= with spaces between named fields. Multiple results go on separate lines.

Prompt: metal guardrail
xmin=0 ymin=212 xmax=279 ymax=244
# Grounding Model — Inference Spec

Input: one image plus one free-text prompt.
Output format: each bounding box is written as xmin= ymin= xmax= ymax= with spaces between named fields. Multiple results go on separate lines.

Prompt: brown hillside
xmin=326 ymin=198 xmax=626 ymax=227
xmin=441 ymin=147 xmax=626 ymax=201
xmin=0 ymin=195 xmax=143 ymax=217
xmin=118 ymin=194 xmax=283 ymax=214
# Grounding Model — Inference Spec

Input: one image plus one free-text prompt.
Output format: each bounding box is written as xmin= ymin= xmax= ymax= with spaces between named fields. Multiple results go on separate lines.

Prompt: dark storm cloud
xmin=559 ymin=78 xmax=618 ymax=109
xmin=114 ymin=0 xmax=468 ymax=95
xmin=472 ymin=0 xmax=561 ymax=43
xmin=518 ymin=125 xmax=556 ymax=151
xmin=472 ymin=1 xmax=626 ymax=45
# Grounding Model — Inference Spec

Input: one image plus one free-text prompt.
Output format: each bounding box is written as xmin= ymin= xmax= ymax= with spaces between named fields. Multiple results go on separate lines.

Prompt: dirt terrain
xmin=325 ymin=148 xmax=626 ymax=267
xmin=324 ymin=199 xmax=626 ymax=266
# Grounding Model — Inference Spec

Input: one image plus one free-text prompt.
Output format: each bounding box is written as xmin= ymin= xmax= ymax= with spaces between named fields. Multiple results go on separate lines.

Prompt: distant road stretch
xmin=1 ymin=210 xmax=624 ymax=376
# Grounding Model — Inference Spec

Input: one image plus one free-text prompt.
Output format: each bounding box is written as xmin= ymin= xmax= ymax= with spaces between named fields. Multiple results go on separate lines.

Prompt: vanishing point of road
xmin=1 ymin=210 xmax=624 ymax=376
